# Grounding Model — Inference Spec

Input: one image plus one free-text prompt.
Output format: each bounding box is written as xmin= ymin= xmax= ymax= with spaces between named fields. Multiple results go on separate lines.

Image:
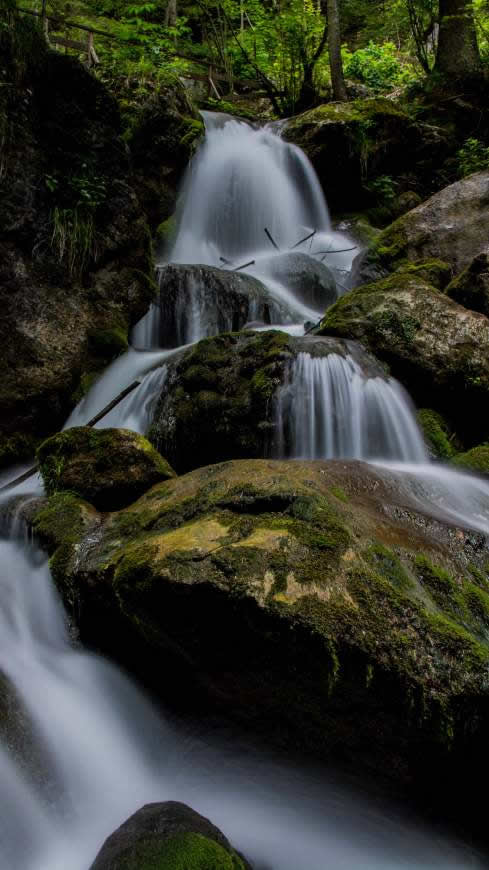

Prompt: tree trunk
xmin=165 ymin=0 xmax=177 ymax=28
xmin=326 ymin=0 xmax=347 ymax=101
xmin=434 ymin=0 xmax=481 ymax=80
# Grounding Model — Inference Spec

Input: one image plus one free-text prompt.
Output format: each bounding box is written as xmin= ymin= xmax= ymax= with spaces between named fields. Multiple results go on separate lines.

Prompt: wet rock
xmin=90 ymin=801 xmax=251 ymax=870
xmin=33 ymin=458 xmax=489 ymax=838
xmin=320 ymin=264 xmax=489 ymax=445
xmin=148 ymin=330 xmax=374 ymax=473
xmin=37 ymin=427 xmax=175 ymax=511
xmin=250 ymin=251 xmax=337 ymax=312
xmin=0 ymin=24 xmax=155 ymax=460
xmin=446 ymin=252 xmax=489 ymax=317
xmin=354 ymin=170 xmax=489 ymax=285
xmin=154 ymin=263 xmax=289 ymax=347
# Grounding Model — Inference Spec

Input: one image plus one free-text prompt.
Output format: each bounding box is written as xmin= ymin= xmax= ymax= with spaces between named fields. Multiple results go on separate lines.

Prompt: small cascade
xmin=277 ymin=352 xmax=428 ymax=462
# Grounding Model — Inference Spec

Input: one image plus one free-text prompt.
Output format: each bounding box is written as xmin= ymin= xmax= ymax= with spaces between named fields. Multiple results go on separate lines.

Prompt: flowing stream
xmin=1 ymin=111 xmax=489 ymax=869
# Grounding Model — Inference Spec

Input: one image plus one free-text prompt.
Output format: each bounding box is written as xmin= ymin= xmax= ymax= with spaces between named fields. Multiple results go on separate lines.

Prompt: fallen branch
xmin=264 ymin=227 xmax=280 ymax=250
xmin=291 ymin=229 xmax=316 ymax=249
xmin=234 ymin=259 xmax=255 ymax=271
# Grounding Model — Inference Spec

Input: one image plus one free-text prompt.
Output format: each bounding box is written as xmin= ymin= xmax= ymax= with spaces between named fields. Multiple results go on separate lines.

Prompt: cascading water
xmin=2 ymin=107 xmax=489 ymax=870
xmin=277 ymin=351 xmax=427 ymax=462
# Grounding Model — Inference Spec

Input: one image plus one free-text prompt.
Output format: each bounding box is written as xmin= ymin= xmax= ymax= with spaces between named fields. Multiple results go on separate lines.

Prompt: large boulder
xmin=282 ymin=98 xmax=448 ymax=213
xmin=153 ymin=264 xmax=290 ymax=347
xmin=319 ymin=265 xmax=489 ymax=445
xmin=31 ymin=458 xmax=489 ymax=836
xmin=446 ymin=252 xmax=489 ymax=317
xmin=37 ymin=427 xmax=176 ymax=511
xmin=0 ymin=22 xmax=155 ymax=464
xmin=148 ymin=330 xmax=379 ymax=473
xmin=90 ymin=802 xmax=250 ymax=870
xmin=354 ymin=170 xmax=489 ymax=285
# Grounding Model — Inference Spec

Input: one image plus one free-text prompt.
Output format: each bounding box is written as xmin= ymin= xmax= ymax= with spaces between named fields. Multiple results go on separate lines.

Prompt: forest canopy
xmin=6 ymin=0 xmax=489 ymax=113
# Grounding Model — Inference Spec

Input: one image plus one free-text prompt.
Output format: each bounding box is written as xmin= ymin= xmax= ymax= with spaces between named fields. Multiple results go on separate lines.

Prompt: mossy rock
xmin=354 ymin=170 xmax=489 ymax=285
xmin=32 ymin=457 xmax=489 ymax=837
xmin=90 ymin=802 xmax=250 ymax=870
xmin=453 ymin=445 xmax=489 ymax=475
xmin=37 ymin=427 xmax=176 ymax=511
xmin=319 ymin=263 xmax=489 ymax=445
xmin=417 ymin=409 xmax=455 ymax=459
xmin=283 ymin=98 xmax=447 ymax=213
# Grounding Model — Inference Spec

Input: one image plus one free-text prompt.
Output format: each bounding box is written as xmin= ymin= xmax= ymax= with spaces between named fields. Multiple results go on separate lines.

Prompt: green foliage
xmin=343 ymin=41 xmax=417 ymax=91
xmin=456 ymin=138 xmax=489 ymax=178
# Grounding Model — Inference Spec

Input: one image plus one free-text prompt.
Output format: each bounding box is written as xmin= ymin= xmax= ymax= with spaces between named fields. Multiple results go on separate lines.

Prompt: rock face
xmin=0 ymin=23 xmax=155 ymax=463
xmin=37 ymin=428 xmax=176 ymax=511
xmin=446 ymin=252 xmax=489 ymax=317
xmin=90 ymin=802 xmax=250 ymax=870
xmin=148 ymin=330 xmax=373 ymax=473
xmin=154 ymin=264 xmax=289 ymax=347
xmin=354 ymin=170 xmax=489 ymax=285
xmin=319 ymin=265 xmax=489 ymax=445
xmin=126 ymin=80 xmax=203 ymax=234
xmin=32 ymin=458 xmax=489 ymax=835
xmin=282 ymin=98 xmax=447 ymax=213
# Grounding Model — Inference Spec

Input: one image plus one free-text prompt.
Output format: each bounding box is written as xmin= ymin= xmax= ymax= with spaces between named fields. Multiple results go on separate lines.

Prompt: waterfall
xmin=277 ymin=352 xmax=428 ymax=463
xmin=170 ymin=111 xmax=332 ymax=265
xmin=2 ymin=108 xmax=489 ymax=870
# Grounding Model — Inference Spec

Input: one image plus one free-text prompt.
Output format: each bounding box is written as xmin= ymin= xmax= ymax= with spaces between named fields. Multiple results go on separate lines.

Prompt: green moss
xmin=32 ymin=492 xmax=96 ymax=586
xmin=156 ymin=215 xmax=176 ymax=245
xmin=417 ymin=409 xmax=455 ymax=459
xmin=88 ymin=326 xmax=128 ymax=359
xmin=180 ymin=116 xmax=204 ymax=150
xmin=368 ymin=544 xmax=412 ymax=591
xmin=113 ymin=831 xmax=245 ymax=870
xmin=453 ymin=445 xmax=489 ymax=475
xmin=329 ymin=486 xmax=349 ymax=503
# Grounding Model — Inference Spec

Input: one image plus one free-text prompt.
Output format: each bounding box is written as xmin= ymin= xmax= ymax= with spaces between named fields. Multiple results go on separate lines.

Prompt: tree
xmin=326 ymin=0 xmax=347 ymax=100
xmin=434 ymin=0 xmax=482 ymax=80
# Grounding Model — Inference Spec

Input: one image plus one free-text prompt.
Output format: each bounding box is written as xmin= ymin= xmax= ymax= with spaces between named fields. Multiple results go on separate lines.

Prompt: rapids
xmin=1 ymin=109 xmax=489 ymax=870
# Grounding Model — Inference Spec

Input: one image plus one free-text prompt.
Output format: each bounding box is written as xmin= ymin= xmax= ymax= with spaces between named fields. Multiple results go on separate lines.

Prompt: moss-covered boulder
xmin=31 ymin=458 xmax=489 ymax=836
xmin=37 ymin=428 xmax=175 ymax=511
xmin=282 ymin=98 xmax=448 ymax=213
xmin=148 ymin=330 xmax=377 ymax=473
xmin=90 ymin=802 xmax=250 ymax=870
xmin=319 ymin=265 xmax=489 ymax=445
xmin=354 ymin=170 xmax=489 ymax=284
xmin=446 ymin=252 xmax=489 ymax=317
xmin=0 ymin=21 xmax=156 ymax=461
xmin=453 ymin=445 xmax=489 ymax=475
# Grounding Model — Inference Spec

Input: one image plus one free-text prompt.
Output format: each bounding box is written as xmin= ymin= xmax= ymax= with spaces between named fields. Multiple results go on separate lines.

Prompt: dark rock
xmin=320 ymin=264 xmax=489 ymax=445
xmin=446 ymin=252 xmax=489 ymax=317
xmin=37 ymin=427 xmax=176 ymax=511
xmin=90 ymin=801 xmax=250 ymax=870
xmin=33 ymin=458 xmax=489 ymax=840
xmin=127 ymin=81 xmax=203 ymax=233
xmin=283 ymin=98 xmax=449 ymax=213
xmin=0 ymin=24 xmax=155 ymax=458
xmin=153 ymin=263 xmax=289 ymax=347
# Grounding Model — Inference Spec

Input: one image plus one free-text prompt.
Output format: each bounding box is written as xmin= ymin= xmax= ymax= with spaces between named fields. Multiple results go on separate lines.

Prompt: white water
xmin=1 ymin=108 xmax=489 ymax=870
xmin=277 ymin=352 xmax=427 ymax=463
